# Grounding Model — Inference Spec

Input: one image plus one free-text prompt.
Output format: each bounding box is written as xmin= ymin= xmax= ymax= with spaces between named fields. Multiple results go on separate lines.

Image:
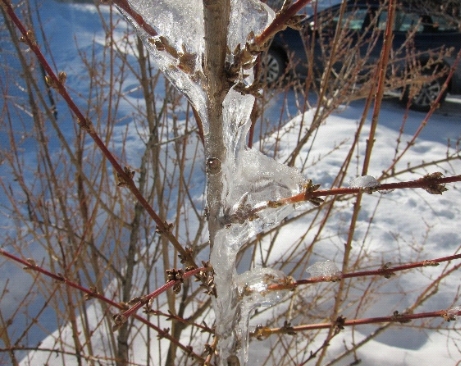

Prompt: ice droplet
xmin=349 ymin=175 xmax=379 ymax=189
xmin=306 ymin=260 xmax=341 ymax=279
xmin=447 ymin=306 xmax=461 ymax=319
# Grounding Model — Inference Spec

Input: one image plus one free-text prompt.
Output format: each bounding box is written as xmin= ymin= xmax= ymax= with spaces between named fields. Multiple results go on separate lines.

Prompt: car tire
xmin=261 ymin=48 xmax=286 ymax=85
xmin=404 ymin=68 xmax=447 ymax=112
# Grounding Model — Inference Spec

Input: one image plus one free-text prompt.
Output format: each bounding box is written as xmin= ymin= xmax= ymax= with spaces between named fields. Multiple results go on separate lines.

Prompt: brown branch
xmin=224 ymin=173 xmax=460 ymax=225
xmin=117 ymin=267 xmax=206 ymax=319
xmin=380 ymin=49 xmax=461 ymax=180
xmin=294 ymin=172 xmax=460 ymax=204
xmin=0 ymin=346 xmax=145 ymax=365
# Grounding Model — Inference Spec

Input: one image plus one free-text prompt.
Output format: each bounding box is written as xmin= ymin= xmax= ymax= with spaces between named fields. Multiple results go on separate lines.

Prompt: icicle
xmin=232 ymin=268 xmax=288 ymax=364
xmin=115 ymin=0 xmax=209 ymax=130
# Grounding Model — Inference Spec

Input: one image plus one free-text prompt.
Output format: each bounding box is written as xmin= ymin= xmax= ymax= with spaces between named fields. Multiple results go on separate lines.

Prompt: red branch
xmin=0 ymin=0 xmax=190 ymax=261
xmin=0 ymin=248 xmax=205 ymax=361
xmin=226 ymin=173 xmax=460 ymax=225
xmin=111 ymin=0 xmax=158 ymax=37
xmin=290 ymin=174 xmax=460 ymax=204
xmin=118 ymin=267 xmax=204 ymax=319
xmin=255 ymin=0 xmax=312 ymax=47
xmin=268 ymin=253 xmax=461 ymax=291
xmin=254 ymin=307 xmax=461 ymax=337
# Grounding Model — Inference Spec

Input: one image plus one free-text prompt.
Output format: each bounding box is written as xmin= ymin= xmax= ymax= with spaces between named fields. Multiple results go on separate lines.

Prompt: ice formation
xmin=447 ymin=306 xmax=461 ymax=319
xmin=306 ymin=260 xmax=342 ymax=279
xmin=349 ymin=175 xmax=380 ymax=190
xmin=116 ymin=1 xmax=305 ymax=364
xmin=235 ymin=268 xmax=289 ymax=363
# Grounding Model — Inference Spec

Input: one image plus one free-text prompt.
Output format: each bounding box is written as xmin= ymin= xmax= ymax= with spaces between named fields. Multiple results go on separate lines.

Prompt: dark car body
xmin=265 ymin=0 xmax=461 ymax=110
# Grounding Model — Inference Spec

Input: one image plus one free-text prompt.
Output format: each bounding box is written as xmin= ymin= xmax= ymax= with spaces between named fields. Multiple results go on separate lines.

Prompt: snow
xmin=1 ymin=0 xmax=460 ymax=365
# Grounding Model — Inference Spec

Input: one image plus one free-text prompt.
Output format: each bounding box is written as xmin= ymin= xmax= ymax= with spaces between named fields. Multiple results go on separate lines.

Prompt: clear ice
xmin=306 ymin=260 xmax=341 ymax=279
xmin=116 ymin=1 xmax=306 ymax=364
xmin=447 ymin=306 xmax=461 ymax=319
xmin=349 ymin=175 xmax=380 ymax=189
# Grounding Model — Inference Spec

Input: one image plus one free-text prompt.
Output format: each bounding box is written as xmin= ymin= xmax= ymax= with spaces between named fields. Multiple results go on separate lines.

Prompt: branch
xmin=0 ymin=0 xmax=193 ymax=264
xmin=266 ymin=253 xmax=461 ymax=291
xmin=111 ymin=0 xmax=158 ymax=37
xmin=0 ymin=249 xmax=205 ymax=362
xmin=253 ymin=0 xmax=312 ymax=50
xmin=224 ymin=172 xmax=460 ymax=225
xmin=115 ymin=266 xmax=208 ymax=320
xmin=252 ymin=307 xmax=461 ymax=338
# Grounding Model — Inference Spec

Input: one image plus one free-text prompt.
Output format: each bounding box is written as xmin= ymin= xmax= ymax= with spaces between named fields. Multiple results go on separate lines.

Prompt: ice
xmin=349 ymin=175 xmax=380 ymax=189
xmin=447 ymin=306 xmax=461 ymax=319
xmin=118 ymin=1 xmax=301 ymax=364
xmin=214 ymin=90 xmax=303 ymax=364
xmin=116 ymin=0 xmax=208 ymax=129
xmin=221 ymin=89 xmax=305 ymax=231
xmin=231 ymin=268 xmax=288 ymax=364
xmin=228 ymin=0 xmax=274 ymax=51
xmin=306 ymin=260 xmax=342 ymax=279
xmin=237 ymin=267 xmax=287 ymax=307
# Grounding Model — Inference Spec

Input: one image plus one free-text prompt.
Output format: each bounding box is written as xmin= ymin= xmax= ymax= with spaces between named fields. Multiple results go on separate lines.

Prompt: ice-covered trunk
xmin=117 ymin=0 xmax=303 ymax=364
xmin=202 ymin=2 xmax=237 ymax=360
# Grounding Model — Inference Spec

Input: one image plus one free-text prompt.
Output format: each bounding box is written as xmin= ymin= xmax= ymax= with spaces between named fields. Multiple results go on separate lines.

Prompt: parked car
xmin=263 ymin=0 xmax=461 ymax=111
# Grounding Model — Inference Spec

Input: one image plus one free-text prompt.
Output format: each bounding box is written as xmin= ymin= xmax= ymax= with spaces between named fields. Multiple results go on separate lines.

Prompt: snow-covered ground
xmin=1 ymin=1 xmax=460 ymax=365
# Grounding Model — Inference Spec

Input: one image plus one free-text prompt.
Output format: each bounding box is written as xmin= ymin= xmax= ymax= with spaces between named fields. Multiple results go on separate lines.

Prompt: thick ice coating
xmin=116 ymin=0 xmax=208 ymax=129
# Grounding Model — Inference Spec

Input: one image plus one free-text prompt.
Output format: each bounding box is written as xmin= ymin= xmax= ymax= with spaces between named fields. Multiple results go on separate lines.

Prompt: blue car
xmin=263 ymin=0 xmax=461 ymax=111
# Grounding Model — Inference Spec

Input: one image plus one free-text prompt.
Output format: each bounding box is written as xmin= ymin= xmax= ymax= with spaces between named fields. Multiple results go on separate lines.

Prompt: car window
xmin=335 ymin=8 xmax=369 ymax=31
xmin=379 ymin=10 xmax=423 ymax=32
xmin=311 ymin=7 xmax=369 ymax=32
xmin=431 ymin=15 xmax=459 ymax=32
xmin=378 ymin=10 xmax=459 ymax=33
